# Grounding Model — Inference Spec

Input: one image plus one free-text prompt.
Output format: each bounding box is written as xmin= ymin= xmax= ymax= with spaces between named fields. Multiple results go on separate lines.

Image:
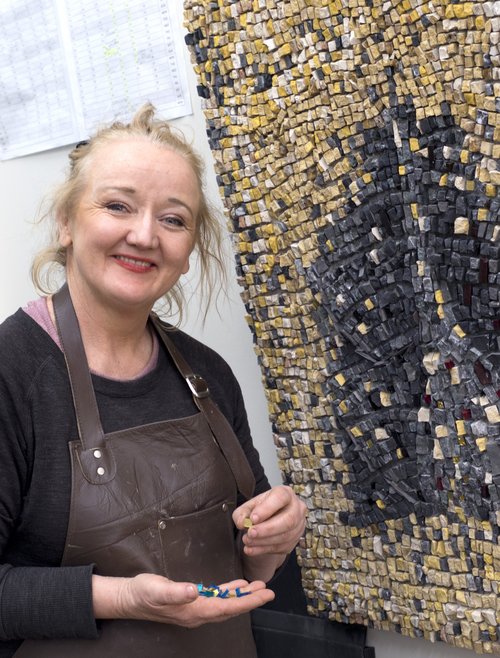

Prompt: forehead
xmin=85 ymin=137 xmax=199 ymax=188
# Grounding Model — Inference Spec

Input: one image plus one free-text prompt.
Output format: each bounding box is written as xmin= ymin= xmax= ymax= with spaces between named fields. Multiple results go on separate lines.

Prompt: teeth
xmin=117 ymin=256 xmax=152 ymax=267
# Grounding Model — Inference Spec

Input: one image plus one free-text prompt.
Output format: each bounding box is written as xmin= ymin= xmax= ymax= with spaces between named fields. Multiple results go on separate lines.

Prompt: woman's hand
xmin=93 ymin=574 xmax=274 ymax=628
xmin=232 ymin=485 xmax=307 ymax=581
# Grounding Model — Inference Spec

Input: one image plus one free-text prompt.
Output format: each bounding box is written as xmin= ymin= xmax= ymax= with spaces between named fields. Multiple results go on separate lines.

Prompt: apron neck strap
xmin=53 ymin=283 xmax=106 ymax=449
xmin=150 ymin=314 xmax=256 ymax=501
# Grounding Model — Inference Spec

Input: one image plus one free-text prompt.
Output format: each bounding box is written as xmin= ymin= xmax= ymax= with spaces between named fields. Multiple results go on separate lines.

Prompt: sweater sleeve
xmin=0 ymin=312 xmax=98 ymax=647
xmin=227 ymin=375 xmax=271 ymax=499
xmin=0 ymin=566 xmax=97 ymax=641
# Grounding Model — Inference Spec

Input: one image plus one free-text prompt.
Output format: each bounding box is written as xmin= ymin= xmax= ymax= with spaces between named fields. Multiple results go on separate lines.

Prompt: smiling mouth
xmin=114 ymin=255 xmax=155 ymax=271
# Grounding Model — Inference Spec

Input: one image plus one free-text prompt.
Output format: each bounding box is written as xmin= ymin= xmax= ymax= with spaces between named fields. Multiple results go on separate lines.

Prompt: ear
xmin=182 ymin=239 xmax=197 ymax=275
xmin=57 ymin=213 xmax=73 ymax=248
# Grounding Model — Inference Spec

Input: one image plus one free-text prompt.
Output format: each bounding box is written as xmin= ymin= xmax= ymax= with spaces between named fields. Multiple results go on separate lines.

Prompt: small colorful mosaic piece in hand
xmin=197 ymin=583 xmax=250 ymax=598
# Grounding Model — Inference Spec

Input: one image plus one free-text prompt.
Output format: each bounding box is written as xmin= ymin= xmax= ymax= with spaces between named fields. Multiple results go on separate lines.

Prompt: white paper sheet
xmin=0 ymin=0 xmax=191 ymax=160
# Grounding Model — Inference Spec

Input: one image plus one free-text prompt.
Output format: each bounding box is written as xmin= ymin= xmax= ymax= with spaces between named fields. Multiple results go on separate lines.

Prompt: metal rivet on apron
xmin=158 ymin=520 xmax=167 ymax=530
xmin=97 ymin=467 xmax=105 ymax=476
xmin=93 ymin=449 xmax=102 ymax=458
xmin=221 ymin=503 xmax=228 ymax=512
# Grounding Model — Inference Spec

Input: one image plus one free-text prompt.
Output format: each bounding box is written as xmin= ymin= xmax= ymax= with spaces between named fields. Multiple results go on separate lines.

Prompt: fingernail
xmin=186 ymin=584 xmax=197 ymax=598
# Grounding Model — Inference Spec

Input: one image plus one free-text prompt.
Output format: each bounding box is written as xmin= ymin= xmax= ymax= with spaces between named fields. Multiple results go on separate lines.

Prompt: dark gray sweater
xmin=0 ymin=309 xmax=269 ymax=657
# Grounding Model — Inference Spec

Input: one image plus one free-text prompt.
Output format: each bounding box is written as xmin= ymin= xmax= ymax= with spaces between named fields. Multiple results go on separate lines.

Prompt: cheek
xmin=166 ymin=234 xmax=194 ymax=263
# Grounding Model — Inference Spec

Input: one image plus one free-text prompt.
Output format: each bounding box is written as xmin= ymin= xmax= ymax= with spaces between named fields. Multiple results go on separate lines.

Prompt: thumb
xmin=145 ymin=576 xmax=199 ymax=606
xmin=232 ymin=503 xmax=254 ymax=529
xmin=233 ymin=494 xmax=262 ymax=530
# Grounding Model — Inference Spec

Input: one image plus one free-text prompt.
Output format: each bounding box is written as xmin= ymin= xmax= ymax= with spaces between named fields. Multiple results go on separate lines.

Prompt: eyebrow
xmin=97 ymin=185 xmax=136 ymax=195
xmin=96 ymin=186 xmax=196 ymax=218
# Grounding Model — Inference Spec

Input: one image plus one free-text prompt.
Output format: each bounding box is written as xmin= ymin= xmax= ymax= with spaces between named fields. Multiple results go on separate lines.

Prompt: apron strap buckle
xmin=186 ymin=373 xmax=210 ymax=399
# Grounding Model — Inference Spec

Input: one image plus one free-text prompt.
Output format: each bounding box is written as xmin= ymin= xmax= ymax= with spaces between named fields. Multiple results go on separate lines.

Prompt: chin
xmin=105 ymin=290 xmax=155 ymax=311
xmin=99 ymin=279 xmax=171 ymax=312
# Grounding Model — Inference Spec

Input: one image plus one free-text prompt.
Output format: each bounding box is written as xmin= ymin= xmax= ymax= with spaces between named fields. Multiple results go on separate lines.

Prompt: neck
xmin=49 ymin=284 xmax=155 ymax=379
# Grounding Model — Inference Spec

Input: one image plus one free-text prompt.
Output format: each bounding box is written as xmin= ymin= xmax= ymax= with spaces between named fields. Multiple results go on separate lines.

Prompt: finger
xmin=242 ymin=541 xmax=294 ymax=557
xmin=243 ymin=516 xmax=306 ymax=558
xmin=216 ymin=579 xmax=269 ymax=594
xmin=244 ymin=504 xmax=306 ymax=543
xmin=217 ymin=578 xmax=249 ymax=590
xmin=202 ymin=579 xmax=268 ymax=598
xmin=231 ymin=580 xmax=268 ymax=593
xmin=246 ymin=486 xmax=295 ymax=524
xmin=243 ymin=526 xmax=301 ymax=549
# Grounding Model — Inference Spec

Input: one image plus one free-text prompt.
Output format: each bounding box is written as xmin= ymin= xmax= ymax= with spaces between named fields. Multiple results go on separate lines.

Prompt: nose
xmin=125 ymin=213 xmax=159 ymax=249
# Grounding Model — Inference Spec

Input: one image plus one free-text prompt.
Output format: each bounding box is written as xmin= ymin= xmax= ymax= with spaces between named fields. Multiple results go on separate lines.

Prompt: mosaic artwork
xmin=184 ymin=0 xmax=500 ymax=653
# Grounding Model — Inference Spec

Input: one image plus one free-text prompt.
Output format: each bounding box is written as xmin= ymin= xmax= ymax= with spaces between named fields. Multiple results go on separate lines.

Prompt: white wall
xmin=0 ymin=11 xmax=480 ymax=658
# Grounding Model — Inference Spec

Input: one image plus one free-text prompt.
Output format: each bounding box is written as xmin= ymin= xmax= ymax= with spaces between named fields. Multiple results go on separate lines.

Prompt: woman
xmin=0 ymin=104 xmax=306 ymax=657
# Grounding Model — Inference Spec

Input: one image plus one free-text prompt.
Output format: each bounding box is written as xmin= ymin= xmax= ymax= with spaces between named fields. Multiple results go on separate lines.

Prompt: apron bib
xmin=14 ymin=285 xmax=256 ymax=657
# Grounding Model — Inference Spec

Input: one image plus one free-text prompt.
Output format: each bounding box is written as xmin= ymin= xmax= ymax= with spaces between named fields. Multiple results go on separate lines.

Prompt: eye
xmin=160 ymin=214 xmax=186 ymax=228
xmin=106 ymin=202 xmax=128 ymax=213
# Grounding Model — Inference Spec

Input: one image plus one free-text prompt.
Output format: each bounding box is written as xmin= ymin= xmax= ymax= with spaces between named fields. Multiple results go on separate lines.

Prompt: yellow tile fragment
xmin=450 ymin=367 xmax=460 ymax=385
xmin=380 ymin=391 xmax=392 ymax=407
xmin=476 ymin=437 xmax=487 ymax=452
xmin=435 ymin=290 xmax=444 ymax=304
xmin=453 ymin=324 xmax=466 ymax=338
xmin=409 ymin=138 xmax=420 ymax=151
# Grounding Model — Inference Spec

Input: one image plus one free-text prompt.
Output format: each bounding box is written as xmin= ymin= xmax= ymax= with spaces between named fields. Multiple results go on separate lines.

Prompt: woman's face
xmin=59 ymin=137 xmax=200 ymax=315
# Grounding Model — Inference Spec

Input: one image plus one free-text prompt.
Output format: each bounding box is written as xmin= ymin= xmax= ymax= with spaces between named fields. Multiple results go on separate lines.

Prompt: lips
xmin=113 ymin=255 xmax=155 ymax=273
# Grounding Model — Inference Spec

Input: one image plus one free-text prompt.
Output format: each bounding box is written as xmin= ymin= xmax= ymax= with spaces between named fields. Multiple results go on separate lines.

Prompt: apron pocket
xmin=158 ymin=500 xmax=240 ymax=584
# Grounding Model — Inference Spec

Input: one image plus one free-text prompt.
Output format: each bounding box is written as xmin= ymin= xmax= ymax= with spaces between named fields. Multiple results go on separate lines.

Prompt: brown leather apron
xmin=14 ymin=285 xmax=257 ymax=657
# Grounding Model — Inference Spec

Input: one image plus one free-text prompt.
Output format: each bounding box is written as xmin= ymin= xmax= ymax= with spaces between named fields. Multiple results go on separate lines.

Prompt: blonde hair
xmin=31 ymin=103 xmax=226 ymax=322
